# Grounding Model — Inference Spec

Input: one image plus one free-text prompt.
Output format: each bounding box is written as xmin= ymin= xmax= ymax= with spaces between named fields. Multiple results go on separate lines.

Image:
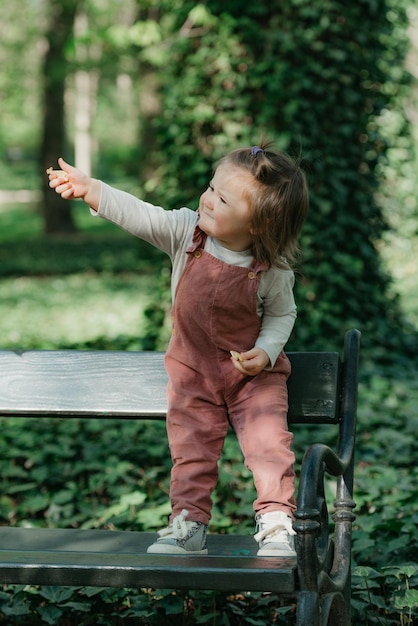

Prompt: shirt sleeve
xmin=93 ymin=182 xmax=196 ymax=259
xmin=255 ymin=268 xmax=297 ymax=367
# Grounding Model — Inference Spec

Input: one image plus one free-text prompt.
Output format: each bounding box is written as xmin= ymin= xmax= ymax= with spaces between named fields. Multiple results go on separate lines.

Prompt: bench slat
xmin=0 ymin=350 xmax=340 ymax=423
xmin=287 ymin=352 xmax=340 ymax=423
xmin=0 ymin=350 xmax=168 ymax=418
xmin=0 ymin=528 xmax=295 ymax=592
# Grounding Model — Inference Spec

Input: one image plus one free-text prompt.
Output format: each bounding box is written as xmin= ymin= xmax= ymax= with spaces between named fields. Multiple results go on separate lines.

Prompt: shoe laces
xmin=158 ymin=509 xmax=190 ymax=539
xmin=254 ymin=511 xmax=296 ymax=544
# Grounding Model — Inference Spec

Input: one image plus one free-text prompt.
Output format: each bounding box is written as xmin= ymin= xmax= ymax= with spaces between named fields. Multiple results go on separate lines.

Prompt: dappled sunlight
xmin=381 ymin=233 xmax=418 ymax=328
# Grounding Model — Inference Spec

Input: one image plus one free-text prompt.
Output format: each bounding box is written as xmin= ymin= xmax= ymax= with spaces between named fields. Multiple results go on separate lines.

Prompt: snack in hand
xmin=230 ymin=350 xmax=244 ymax=362
xmin=46 ymin=167 xmax=69 ymax=182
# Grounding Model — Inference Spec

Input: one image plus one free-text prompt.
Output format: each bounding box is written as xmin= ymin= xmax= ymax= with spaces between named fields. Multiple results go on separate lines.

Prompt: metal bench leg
xmin=296 ymin=591 xmax=320 ymax=626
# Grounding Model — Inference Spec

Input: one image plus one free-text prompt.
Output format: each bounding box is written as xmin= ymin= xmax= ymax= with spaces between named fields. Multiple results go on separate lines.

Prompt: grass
xmin=0 ymin=202 xmax=167 ymax=350
xmin=0 ymin=273 xmax=155 ymax=348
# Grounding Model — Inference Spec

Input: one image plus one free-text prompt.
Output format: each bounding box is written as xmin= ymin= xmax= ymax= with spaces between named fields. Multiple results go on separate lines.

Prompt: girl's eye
xmin=207 ymin=183 xmax=227 ymax=205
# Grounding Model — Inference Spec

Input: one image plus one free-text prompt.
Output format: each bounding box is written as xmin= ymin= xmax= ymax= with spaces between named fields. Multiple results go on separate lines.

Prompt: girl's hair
xmin=218 ymin=142 xmax=309 ymax=269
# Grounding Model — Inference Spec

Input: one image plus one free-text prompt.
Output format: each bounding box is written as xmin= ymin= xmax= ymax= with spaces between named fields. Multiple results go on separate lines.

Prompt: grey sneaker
xmin=147 ymin=509 xmax=208 ymax=554
xmin=254 ymin=511 xmax=296 ymax=557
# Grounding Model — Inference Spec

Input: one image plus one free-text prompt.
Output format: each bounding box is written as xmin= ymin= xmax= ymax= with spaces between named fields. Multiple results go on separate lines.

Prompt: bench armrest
xmin=293 ymin=329 xmax=360 ymax=625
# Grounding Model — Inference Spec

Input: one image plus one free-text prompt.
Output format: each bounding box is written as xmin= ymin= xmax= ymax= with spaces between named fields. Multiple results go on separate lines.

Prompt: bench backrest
xmin=0 ymin=348 xmax=346 ymax=424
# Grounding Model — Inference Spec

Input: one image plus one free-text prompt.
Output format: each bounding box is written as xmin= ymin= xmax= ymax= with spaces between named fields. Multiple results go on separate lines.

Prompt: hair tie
xmin=251 ymin=146 xmax=264 ymax=157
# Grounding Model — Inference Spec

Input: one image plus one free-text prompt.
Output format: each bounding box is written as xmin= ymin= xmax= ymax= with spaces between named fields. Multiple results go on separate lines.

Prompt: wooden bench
xmin=0 ymin=328 xmax=360 ymax=626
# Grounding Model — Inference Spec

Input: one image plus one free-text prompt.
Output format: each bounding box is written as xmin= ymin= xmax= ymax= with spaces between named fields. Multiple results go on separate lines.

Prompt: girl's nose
xmin=201 ymin=189 xmax=213 ymax=210
xmin=199 ymin=191 xmax=209 ymax=207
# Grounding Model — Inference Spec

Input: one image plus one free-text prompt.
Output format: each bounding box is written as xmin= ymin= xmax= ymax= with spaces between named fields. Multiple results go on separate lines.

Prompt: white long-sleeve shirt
xmin=93 ymin=182 xmax=297 ymax=366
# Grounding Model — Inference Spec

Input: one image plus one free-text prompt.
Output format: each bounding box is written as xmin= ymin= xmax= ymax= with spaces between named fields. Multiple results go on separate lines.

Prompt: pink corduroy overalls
xmin=164 ymin=226 xmax=296 ymax=525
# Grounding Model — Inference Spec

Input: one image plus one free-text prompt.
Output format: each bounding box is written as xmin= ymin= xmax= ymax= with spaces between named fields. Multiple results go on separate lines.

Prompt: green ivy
xmin=129 ymin=0 xmax=416 ymax=359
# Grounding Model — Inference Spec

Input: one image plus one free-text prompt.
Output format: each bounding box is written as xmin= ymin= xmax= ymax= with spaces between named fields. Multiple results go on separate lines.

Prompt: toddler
xmin=48 ymin=143 xmax=309 ymax=556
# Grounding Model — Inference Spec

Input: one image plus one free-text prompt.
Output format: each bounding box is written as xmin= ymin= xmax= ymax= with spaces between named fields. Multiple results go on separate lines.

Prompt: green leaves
xmin=352 ymin=564 xmax=418 ymax=624
xmin=0 ymin=416 xmax=171 ymax=530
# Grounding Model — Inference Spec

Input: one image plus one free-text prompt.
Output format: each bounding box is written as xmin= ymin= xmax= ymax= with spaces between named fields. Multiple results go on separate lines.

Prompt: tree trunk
xmin=74 ymin=11 xmax=100 ymax=177
xmin=39 ymin=0 xmax=78 ymax=235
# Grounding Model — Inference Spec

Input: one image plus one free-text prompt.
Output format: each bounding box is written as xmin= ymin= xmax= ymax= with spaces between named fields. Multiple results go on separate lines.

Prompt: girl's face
xmin=198 ymin=164 xmax=255 ymax=251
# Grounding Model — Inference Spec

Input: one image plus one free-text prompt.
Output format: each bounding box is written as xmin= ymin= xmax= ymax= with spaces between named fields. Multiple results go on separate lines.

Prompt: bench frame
xmin=0 ymin=328 xmax=360 ymax=626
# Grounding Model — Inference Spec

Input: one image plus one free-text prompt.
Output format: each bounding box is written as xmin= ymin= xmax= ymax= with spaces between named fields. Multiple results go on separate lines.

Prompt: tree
xmin=0 ymin=1 xmax=42 ymax=165
xmin=40 ymin=0 xmax=79 ymax=234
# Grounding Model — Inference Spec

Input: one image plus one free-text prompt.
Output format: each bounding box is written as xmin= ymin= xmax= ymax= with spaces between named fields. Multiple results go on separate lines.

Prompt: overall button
xmin=194 ymin=250 xmax=202 ymax=258
xmin=248 ymin=270 xmax=256 ymax=279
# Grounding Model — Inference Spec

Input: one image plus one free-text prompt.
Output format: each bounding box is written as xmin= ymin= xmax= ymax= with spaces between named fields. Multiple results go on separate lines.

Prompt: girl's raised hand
xmin=46 ymin=157 xmax=90 ymax=201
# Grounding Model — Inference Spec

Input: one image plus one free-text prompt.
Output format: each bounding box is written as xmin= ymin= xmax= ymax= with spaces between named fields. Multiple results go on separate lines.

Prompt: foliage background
xmin=1 ymin=0 xmax=418 ymax=624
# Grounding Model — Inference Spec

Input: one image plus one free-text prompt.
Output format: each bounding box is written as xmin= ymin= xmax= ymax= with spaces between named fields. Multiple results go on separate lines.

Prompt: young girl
xmin=48 ymin=143 xmax=309 ymax=557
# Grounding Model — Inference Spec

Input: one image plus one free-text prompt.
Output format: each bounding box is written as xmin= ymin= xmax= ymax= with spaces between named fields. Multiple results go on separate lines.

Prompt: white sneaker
xmin=254 ymin=511 xmax=296 ymax=557
xmin=147 ymin=509 xmax=208 ymax=555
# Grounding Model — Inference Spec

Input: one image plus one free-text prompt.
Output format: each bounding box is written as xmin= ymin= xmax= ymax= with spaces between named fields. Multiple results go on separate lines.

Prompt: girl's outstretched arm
xmin=47 ymin=157 xmax=101 ymax=211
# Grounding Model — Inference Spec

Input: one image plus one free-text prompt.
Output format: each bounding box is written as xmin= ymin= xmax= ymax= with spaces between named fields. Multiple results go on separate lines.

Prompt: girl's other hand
xmin=230 ymin=347 xmax=270 ymax=376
